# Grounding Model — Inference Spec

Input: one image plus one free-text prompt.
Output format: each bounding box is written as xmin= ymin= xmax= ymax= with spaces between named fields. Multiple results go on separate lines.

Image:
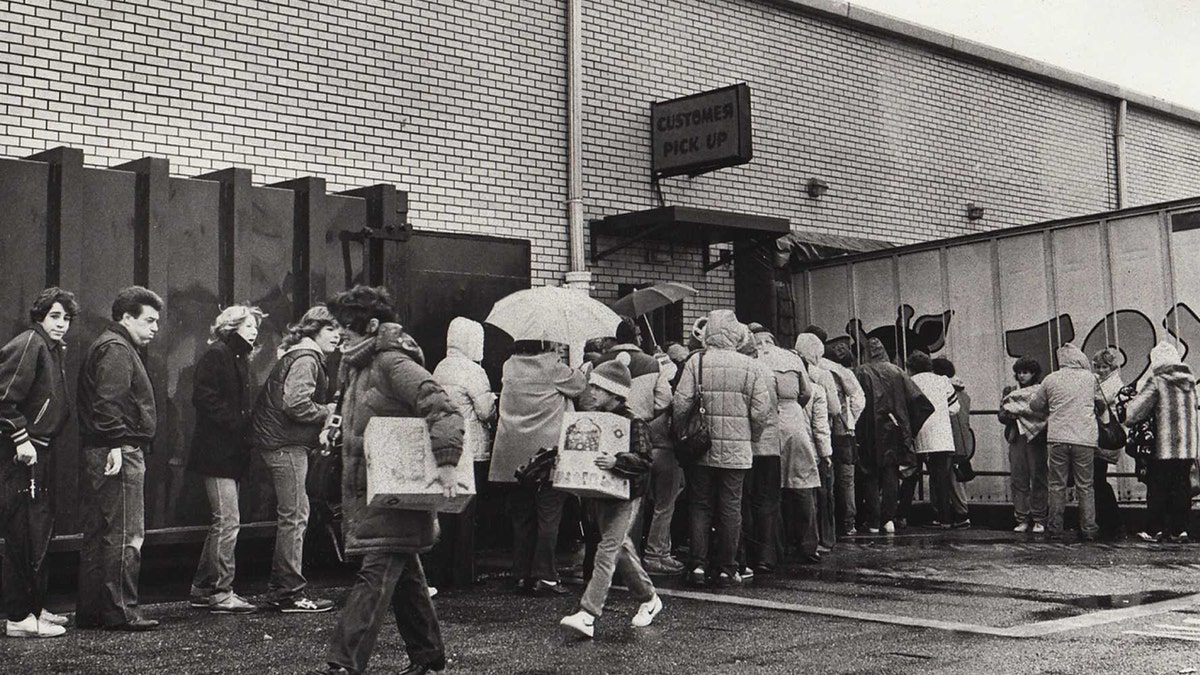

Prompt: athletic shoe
xmin=6 ymin=614 xmax=65 ymax=638
xmin=559 ymin=610 xmax=595 ymax=638
xmin=210 ymin=594 xmax=257 ymax=614
xmin=883 ymin=521 xmax=896 ymax=534
xmin=274 ymin=595 xmax=335 ymax=613
xmin=714 ymin=572 xmax=742 ymax=588
xmin=643 ymin=557 xmax=686 ymax=576
xmin=866 ymin=527 xmax=881 ymax=534
xmin=739 ymin=566 xmax=755 ymax=581
xmin=949 ymin=519 xmax=971 ymax=530
xmin=1031 ymin=523 xmax=1046 ymax=534
xmin=631 ymin=594 xmax=663 ymax=628
xmin=189 ymin=595 xmax=213 ymax=609
xmin=428 ymin=586 xmax=438 ymax=599
xmin=1178 ymin=531 xmax=1191 ymax=543
xmin=688 ymin=566 xmax=707 ymax=587
xmin=38 ymin=609 xmax=69 ymax=626
xmin=1136 ymin=531 xmax=1159 ymax=542
xmin=1013 ymin=522 xmax=1030 ymax=533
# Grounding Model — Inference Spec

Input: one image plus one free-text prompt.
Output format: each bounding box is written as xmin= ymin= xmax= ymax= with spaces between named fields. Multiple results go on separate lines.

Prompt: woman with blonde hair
xmin=188 ymin=305 xmax=265 ymax=613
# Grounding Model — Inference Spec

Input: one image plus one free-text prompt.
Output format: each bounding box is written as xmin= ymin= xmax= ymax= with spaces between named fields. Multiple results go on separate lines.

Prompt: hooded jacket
xmin=671 ymin=310 xmax=772 ymax=470
xmin=795 ymin=333 xmax=843 ymax=421
xmin=1125 ymin=342 xmax=1199 ymax=460
xmin=340 ymin=323 xmax=464 ymax=556
xmin=782 ymin=376 xmax=829 ymax=490
xmin=432 ymin=318 xmax=496 ymax=462
xmin=910 ymin=371 xmax=959 ymax=454
xmin=853 ymin=338 xmax=934 ymax=473
xmin=77 ymin=323 xmax=157 ymax=449
xmin=760 ymin=343 xmax=811 ymax=460
xmin=188 ymin=334 xmax=255 ymax=478
xmin=0 ymin=324 xmax=70 ymax=449
xmin=489 ymin=350 xmax=587 ymax=483
xmin=1029 ymin=344 xmax=1100 ymax=448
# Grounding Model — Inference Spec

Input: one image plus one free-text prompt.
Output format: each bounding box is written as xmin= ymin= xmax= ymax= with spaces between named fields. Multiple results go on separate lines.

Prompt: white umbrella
xmin=485 ymin=285 xmax=622 ymax=347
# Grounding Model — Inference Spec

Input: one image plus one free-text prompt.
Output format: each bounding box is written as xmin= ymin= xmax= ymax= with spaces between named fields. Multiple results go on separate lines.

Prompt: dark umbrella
xmin=610 ymin=282 xmax=697 ymax=346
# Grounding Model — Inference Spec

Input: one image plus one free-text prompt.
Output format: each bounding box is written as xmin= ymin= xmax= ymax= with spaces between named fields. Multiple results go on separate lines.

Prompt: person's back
xmin=1031 ymin=344 xmax=1098 ymax=448
xmin=490 ymin=348 xmax=586 ymax=483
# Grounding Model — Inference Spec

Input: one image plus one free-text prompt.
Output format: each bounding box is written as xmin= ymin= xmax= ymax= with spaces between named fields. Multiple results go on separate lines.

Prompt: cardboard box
xmin=551 ymin=412 xmax=631 ymax=499
xmin=364 ymin=416 xmax=475 ymax=513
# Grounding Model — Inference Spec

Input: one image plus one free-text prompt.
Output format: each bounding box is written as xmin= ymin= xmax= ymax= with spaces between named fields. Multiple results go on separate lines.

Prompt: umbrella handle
xmin=642 ymin=314 xmax=657 ymax=350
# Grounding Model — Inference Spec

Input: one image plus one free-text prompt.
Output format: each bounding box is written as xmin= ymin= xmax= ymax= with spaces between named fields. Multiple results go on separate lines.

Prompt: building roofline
xmin=769 ymin=0 xmax=1200 ymax=126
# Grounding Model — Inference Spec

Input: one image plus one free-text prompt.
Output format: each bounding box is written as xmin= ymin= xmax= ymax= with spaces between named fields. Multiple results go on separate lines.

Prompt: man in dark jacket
xmin=307 ymin=286 xmax=463 ymax=675
xmin=75 ymin=286 xmax=163 ymax=632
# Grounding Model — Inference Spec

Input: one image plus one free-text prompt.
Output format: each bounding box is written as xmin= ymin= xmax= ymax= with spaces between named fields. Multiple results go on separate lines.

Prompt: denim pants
xmin=1009 ymin=435 xmax=1048 ymax=525
xmin=327 ymin=552 xmax=444 ymax=673
xmin=688 ymin=465 xmax=746 ymax=576
xmin=1 ymin=443 xmax=55 ymax=621
xmin=76 ymin=446 xmax=146 ymax=627
xmin=642 ymin=446 xmax=684 ymax=562
xmin=580 ymin=498 xmax=654 ymax=617
xmin=781 ymin=487 xmax=818 ymax=557
xmin=1047 ymin=443 xmax=1098 ymax=537
xmin=739 ymin=456 xmax=781 ymax=569
xmin=191 ymin=476 xmax=241 ymax=602
xmin=508 ymin=485 xmax=568 ymax=583
xmin=832 ymin=435 xmax=856 ymax=533
xmin=1145 ymin=458 xmax=1192 ymax=537
xmin=263 ymin=446 xmax=310 ymax=600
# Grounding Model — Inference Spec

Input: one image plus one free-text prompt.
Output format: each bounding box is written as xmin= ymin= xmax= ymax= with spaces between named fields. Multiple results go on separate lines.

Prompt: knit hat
xmin=590 ymin=359 xmax=632 ymax=400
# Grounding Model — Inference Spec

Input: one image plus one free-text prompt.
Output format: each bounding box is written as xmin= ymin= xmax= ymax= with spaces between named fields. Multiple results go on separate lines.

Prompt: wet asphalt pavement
xmin=6 ymin=525 xmax=1200 ymax=674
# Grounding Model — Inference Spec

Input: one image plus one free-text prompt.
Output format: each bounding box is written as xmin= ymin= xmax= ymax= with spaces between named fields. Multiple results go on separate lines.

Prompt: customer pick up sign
xmin=363 ymin=417 xmax=475 ymax=513
xmin=650 ymin=83 xmax=753 ymax=179
xmin=551 ymin=412 xmax=631 ymax=500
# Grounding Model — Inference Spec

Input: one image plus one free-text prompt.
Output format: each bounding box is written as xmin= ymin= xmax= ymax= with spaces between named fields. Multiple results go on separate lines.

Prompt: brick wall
xmin=5 ymin=0 xmax=1200 ymax=334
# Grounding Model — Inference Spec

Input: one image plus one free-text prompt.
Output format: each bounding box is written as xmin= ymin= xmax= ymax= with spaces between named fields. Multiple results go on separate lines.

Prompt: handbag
xmin=1094 ymin=379 xmax=1126 ymax=464
xmin=952 ymin=457 xmax=976 ymax=482
xmin=673 ymin=352 xmax=712 ymax=464
xmin=306 ymin=391 xmax=345 ymax=502
xmin=514 ymin=446 xmax=558 ymax=489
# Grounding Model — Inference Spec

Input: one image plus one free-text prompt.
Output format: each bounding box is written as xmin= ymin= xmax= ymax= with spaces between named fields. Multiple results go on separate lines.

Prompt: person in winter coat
xmin=187 ymin=305 xmax=264 ymax=614
xmin=795 ymin=332 xmax=840 ymax=549
xmin=251 ymin=305 xmax=340 ymax=613
xmin=559 ymin=360 xmax=661 ymax=639
xmin=853 ymin=338 xmax=934 ymax=534
xmin=671 ymin=310 xmax=772 ymax=587
xmin=429 ymin=317 xmax=497 ymax=587
xmin=737 ymin=328 xmax=780 ymax=578
xmin=489 ymin=340 xmax=587 ymax=596
xmin=999 ymin=356 xmax=1048 ymax=533
xmin=0 ymin=287 xmax=77 ymax=638
xmin=1124 ymin=341 xmax=1198 ymax=542
xmin=825 ymin=340 xmax=865 ymax=535
xmin=931 ymin=357 xmax=973 ymax=529
xmin=898 ymin=351 xmax=961 ymax=528
xmin=76 ymin=286 xmax=163 ymax=631
xmin=1029 ymin=343 xmax=1103 ymax=541
xmin=1091 ymin=348 xmax=1125 ymax=540
xmin=306 ymin=286 xmax=464 ymax=675
xmin=781 ymin=359 xmax=829 ymax=564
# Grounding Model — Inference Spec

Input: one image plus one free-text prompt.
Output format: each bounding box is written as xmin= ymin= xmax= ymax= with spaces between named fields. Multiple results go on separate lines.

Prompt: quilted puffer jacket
xmin=671 ymin=310 xmax=772 ymax=470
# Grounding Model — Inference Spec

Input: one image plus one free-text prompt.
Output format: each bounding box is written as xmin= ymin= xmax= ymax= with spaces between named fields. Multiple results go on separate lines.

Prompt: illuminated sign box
xmin=650 ymin=83 xmax=753 ymax=179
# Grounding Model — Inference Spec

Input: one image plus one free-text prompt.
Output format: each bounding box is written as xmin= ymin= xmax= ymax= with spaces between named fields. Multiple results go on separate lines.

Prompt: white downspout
xmin=1114 ymin=99 xmax=1128 ymax=208
xmin=564 ymin=0 xmax=591 ymax=291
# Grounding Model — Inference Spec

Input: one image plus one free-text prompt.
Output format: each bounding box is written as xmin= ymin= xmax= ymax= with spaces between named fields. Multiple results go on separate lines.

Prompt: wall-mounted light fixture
xmin=966 ymin=203 xmax=985 ymax=221
xmin=806 ymin=178 xmax=829 ymax=199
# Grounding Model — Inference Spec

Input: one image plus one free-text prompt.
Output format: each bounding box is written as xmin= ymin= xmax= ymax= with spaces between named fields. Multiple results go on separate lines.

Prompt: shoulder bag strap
xmin=696 ymin=352 xmax=705 ymax=412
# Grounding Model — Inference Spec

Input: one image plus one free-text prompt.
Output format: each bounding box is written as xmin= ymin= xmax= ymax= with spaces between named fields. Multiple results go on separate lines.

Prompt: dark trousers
xmin=426 ymin=462 xmax=489 ymax=588
xmin=1093 ymin=458 xmax=1122 ymax=538
xmin=507 ymin=485 xmax=567 ymax=583
xmin=857 ymin=464 xmax=899 ymax=530
xmin=816 ymin=460 xmax=836 ymax=547
xmin=781 ymin=488 xmax=818 ymax=557
xmin=1 ymin=444 xmax=55 ymax=621
xmin=688 ymin=465 xmax=746 ymax=576
xmin=326 ymin=552 xmax=444 ymax=673
xmin=1145 ymin=458 xmax=1193 ymax=537
xmin=899 ymin=453 xmax=954 ymax=524
xmin=76 ymin=446 xmax=146 ymax=627
xmin=739 ymin=456 xmax=781 ymax=569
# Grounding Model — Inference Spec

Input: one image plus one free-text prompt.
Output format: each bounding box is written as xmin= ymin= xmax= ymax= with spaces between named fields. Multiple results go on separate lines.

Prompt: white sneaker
xmin=428 ymin=586 xmax=438 ymax=599
xmin=559 ymin=610 xmax=595 ymax=638
xmin=6 ymin=614 xmax=65 ymax=638
xmin=209 ymin=593 xmax=257 ymax=614
xmin=1031 ymin=523 xmax=1046 ymax=534
xmin=883 ymin=521 xmax=896 ymax=534
xmin=631 ymin=594 xmax=663 ymax=628
xmin=38 ymin=609 xmax=69 ymax=626
xmin=1013 ymin=522 xmax=1030 ymax=533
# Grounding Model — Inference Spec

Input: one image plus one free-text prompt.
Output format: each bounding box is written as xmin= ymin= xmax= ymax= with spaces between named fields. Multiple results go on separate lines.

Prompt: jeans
xmin=1009 ymin=435 xmax=1048 ymax=525
xmin=191 ymin=476 xmax=241 ymax=602
xmin=1093 ymin=458 xmax=1122 ymax=538
xmin=326 ymin=552 xmax=444 ymax=673
xmin=782 ymin=488 xmax=818 ymax=557
xmin=899 ymin=452 xmax=954 ymax=524
xmin=76 ymin=446 xmax=146 ymax=627
xmin=580 ymin=498 xmax=654 ymax=617
xmin=740 ymin=456 xmax=781 ymax=568
xmin=816 ymin=460 xmax=836 ymax=547
xmin=643 ymin=446 xmax=684 ymax=563
xmin=1047 ymin=443 xmax=1097 ymax=537
xmin=508 ymin=485 xmax=568 ymax=583
xmin=832 ymin=436 xmax=856 ymax=533
xmin=263 ymin=446 xmax=310 ymax=600
xmin=688 ymin=465 xmax=746 ymax=576
xmin=1 ymin=443 xmax=55 ymax=621
xmin=857 ymin=464 xmax=899 ymax=530
xmin=1145 ymin=458 xmax=1192 ymax=537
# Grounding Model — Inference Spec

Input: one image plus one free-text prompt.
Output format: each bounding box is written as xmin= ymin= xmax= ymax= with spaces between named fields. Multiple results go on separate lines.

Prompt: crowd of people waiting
xmin=1 ymin=286 xmax=1197 ymax=674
